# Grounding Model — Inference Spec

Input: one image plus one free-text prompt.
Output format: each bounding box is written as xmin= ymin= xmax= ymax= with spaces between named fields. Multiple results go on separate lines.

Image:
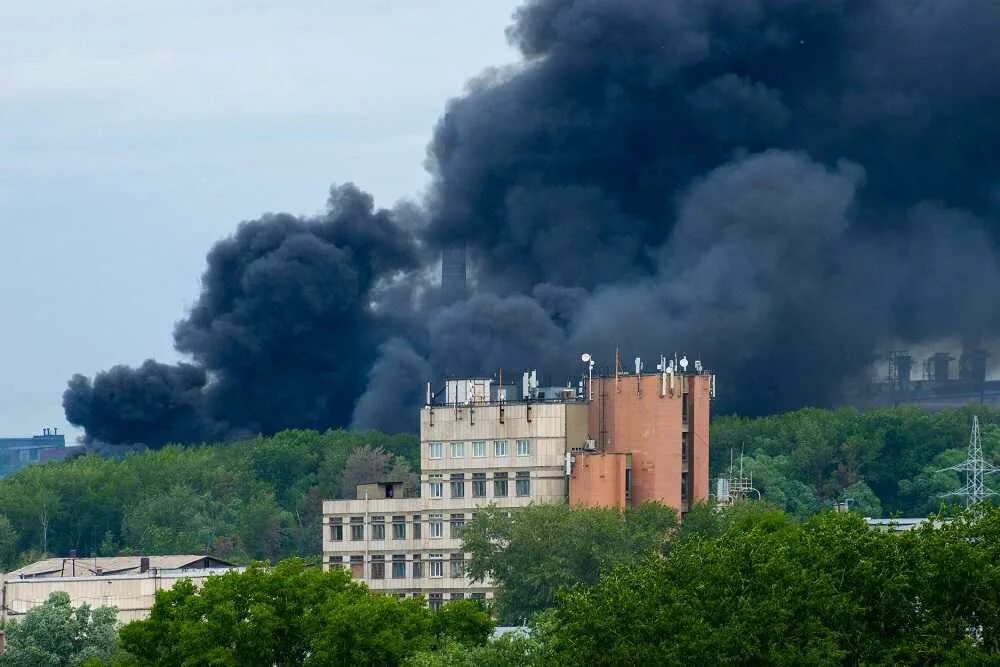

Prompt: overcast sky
xmin=0 ymin=1 xmax=520 ymax=442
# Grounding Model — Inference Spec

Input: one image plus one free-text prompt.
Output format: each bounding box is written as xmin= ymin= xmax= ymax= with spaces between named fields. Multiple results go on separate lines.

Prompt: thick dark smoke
xmin=64 ymin=360 xmax=216 ymax=446
xmin=66 ymin=0 xmax=1000 ymax=444
xmin=66 ymin=184 xmax=417 ymax=446
xmin=423 ymin=0 xmax=1000 ymax=413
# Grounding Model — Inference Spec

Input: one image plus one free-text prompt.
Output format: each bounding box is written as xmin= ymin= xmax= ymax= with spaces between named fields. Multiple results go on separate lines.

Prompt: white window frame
xmin=429 ymin=555 xmax=444 ymax=578
xmin=429 ymin=442 xmax=443 ymax=459
xmin=429 ymin=513 xmax=443 ymax=538
xmin=450 ymin=441 xmax=465 ymax=458
xmin=494 ymin=440 xmax=507 ymax=457
xmin=517 ymin=439 xmax=531 ymax=457
xmin=472 ymin=440 xmax=486 ymax=458
xmin=516 ymin=471 xmax=531 ymax=497
xmin=429 ymin=473 xmax=443 ymax=498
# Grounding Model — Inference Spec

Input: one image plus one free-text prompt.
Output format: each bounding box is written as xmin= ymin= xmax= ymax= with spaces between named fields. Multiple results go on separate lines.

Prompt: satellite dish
xmin=581 ymin=353 xmax=592 ymax=363
xmin=679 ymin=356 xmax=689 ymax=371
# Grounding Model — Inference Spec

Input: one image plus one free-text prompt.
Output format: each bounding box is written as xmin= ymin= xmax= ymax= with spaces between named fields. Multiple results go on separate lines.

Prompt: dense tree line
xmin=10 ymin=505 xmax=999 ymax=666
xmin=0 ymin=406 xmax=990 ymax=572
xmin=450 ymin=504 xmax=1000 ymax=665
xmin=0 ymin=560 xmax=494 ymax=666
xmin=118 ymin=560 xmax=493 ymax=666
xmin=711 ymin=405 xmax=999 ymax=518
xmin=533 ymin=505 xmax=1000 ymax=665
xmin=462 ymin=503 xmax=678 ymax=624
xmin=0 ymin=430 xmax=418 ymax=570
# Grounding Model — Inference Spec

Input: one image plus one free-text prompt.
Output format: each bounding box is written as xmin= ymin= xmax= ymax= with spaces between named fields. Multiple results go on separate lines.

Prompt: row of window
xmin=428 ymin=439 xmax=532 ymax=460
xmin=330 ymin=512 xmax=477 ymax=542
xmin=427 ymin=471 xmax=531 ymax=499
xmin=330 ymin=553 xmax=466 ymax=580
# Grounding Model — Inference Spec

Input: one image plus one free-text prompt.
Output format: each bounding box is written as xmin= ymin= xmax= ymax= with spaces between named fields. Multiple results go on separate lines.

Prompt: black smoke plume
xmin=66 ymin=0 xmax=1000 ymax=444
xmin=66 ymin=184 xmax=417 ymax=446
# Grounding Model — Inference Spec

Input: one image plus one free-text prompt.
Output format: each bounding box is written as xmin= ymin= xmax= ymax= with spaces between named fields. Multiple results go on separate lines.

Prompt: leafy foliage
xmin=117 ymin=559 xmax=493 ymax=667
xmin=462 ymin=502 xmax=677 ymax=624
xmin=339 ymin=446 xmax=419 ymax=498
xmin=0 ymin=405 xmax=990 ymax=571
xmin=0 ymin=591 xmax=118 ymax=667
xmin=0 ymin=515 xmax=19 ymax=570
xmin=0 ymin=429 xmax=417 ymax=568
xmin=405 ymin=634 xmax=540 ymax=667
xmin=533 ymin=505 xmax=1000 ymax=665
xmin=711 ymin=405 xmax=1000 ymax=517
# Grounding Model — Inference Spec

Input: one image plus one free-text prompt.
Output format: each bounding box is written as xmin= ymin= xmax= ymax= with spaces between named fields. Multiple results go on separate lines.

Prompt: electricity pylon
xmin=939 ymin=416 xmax=999 ymax=506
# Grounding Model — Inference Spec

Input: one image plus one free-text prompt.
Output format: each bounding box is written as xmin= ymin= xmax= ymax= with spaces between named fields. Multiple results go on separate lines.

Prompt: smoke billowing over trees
xmin=66 ymin=0 xmax=1000 ymax=445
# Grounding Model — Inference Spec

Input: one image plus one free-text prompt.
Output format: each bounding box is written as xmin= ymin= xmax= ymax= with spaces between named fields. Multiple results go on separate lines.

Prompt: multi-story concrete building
xmin=570 ymin=363 xmax=713 ymax=511
xmin=0 ymin=429 xmax=70 ymax=477
xmin=323 ymin=359 xmax=713 ymax=604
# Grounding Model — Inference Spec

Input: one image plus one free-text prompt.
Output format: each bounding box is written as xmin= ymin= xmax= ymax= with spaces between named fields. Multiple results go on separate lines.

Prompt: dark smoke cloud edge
xmin=66 ymin=0 xmax=1000 ymax=444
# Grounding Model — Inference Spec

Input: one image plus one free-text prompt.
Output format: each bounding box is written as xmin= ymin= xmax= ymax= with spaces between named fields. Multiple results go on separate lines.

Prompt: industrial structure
xmin=440 ymin=245 xmax=468 ymax=302
xmin=849 ymin=346 xmax=1000 ymax=410
xmin=1 ymin=555 xmax=238 ymax=624
xmin=0 ymin=428 xmax=70 ymax=477
xmin=715 ymin=450 xmax=760 ymax=507
xmin=322 ymin=354 xmax=714 ymax=604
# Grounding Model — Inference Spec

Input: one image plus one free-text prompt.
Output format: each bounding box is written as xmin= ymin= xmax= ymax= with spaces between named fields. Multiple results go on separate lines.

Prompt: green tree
xmin=841 ymin=480 xmax=882 ymax=517
xmin=339 ymin=446 xmax=418 ymax=499
xmin=0 ymin=514 xmax=19 ymax=569
xmin=405 ymin=634 xmax=539 ymax=667
xmin=0 ymin=428 xmax=418 ymax=564
xmin=431 ymin=600 xmax=495 ymax=646
xmin=0 ymin=592 xmax=118 ymax=667
xmin=118 ymin=558 xmax=491 ymax=666
xmin=535 ymin=506 xmax=1000 ymax=665
xmin=711 ymin=406 xmax=1000 ymax=517
xmin=462 ymin=502 xmax=676 ymax=623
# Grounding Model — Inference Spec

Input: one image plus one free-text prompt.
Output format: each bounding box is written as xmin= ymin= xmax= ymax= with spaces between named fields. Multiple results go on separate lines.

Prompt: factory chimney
xmin=441 ymin=245 xmax=467 ymax=302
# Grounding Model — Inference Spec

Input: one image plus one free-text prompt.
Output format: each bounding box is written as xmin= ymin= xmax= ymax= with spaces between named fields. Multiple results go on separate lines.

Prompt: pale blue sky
xmin=0 ymin=1 xmax=520 ymax=441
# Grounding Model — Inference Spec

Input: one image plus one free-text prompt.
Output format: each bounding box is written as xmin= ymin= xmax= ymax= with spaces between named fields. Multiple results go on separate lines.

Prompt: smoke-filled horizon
xmin=65 ymin=0 xmax=1000 ymax=446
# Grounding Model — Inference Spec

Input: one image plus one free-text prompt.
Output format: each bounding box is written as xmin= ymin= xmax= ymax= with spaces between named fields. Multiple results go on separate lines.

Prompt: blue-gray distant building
xmin=0 ymin=428 xmax=69 ymax=477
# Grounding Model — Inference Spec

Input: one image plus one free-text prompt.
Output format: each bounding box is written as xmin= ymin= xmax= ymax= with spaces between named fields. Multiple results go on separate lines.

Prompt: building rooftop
xmin=429 ymin=358 xmax=712 ymax=408
xmin=5 ymin=555 xmax=235 ymax=579
xmin=864 ymin=518 xmax=941 ymax=532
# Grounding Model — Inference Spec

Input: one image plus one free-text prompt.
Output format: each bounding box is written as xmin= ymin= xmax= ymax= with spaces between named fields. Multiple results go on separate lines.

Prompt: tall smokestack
xmin=441 ymin=245 xmax=467 ymax=302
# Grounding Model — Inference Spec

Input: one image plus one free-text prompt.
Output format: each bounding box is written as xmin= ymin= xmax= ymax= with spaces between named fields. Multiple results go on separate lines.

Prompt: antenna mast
xmin=939 ymin=415 xmax=999 ymax=506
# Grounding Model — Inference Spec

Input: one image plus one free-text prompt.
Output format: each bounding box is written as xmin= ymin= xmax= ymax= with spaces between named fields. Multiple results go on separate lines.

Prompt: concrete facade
xmin=1 ymin=555 xmax=238 ymax=624
xmin=577 ymin=372 xmax=712 ymax=512
xmin=568 ymin=452 xmax=630 ymax=509
xmin=323 ymin=399 xmax=589 ymax=605
xmin=0 ymin=429 xmax=70 ymax=477
xmin=322 ymin=364 xmax=713 ymax=604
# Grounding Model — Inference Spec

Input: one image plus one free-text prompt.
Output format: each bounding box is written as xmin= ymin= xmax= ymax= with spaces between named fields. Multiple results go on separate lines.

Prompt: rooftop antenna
xmin=679 ymin=355 xmax=689 ymax=372
xmin=939 ymin=415 xmax=998 ymax=506
xmin=615 ymin=347 xmax=621 ymax=392
xmin=581 ymin=353 xmax=594 ymax=400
